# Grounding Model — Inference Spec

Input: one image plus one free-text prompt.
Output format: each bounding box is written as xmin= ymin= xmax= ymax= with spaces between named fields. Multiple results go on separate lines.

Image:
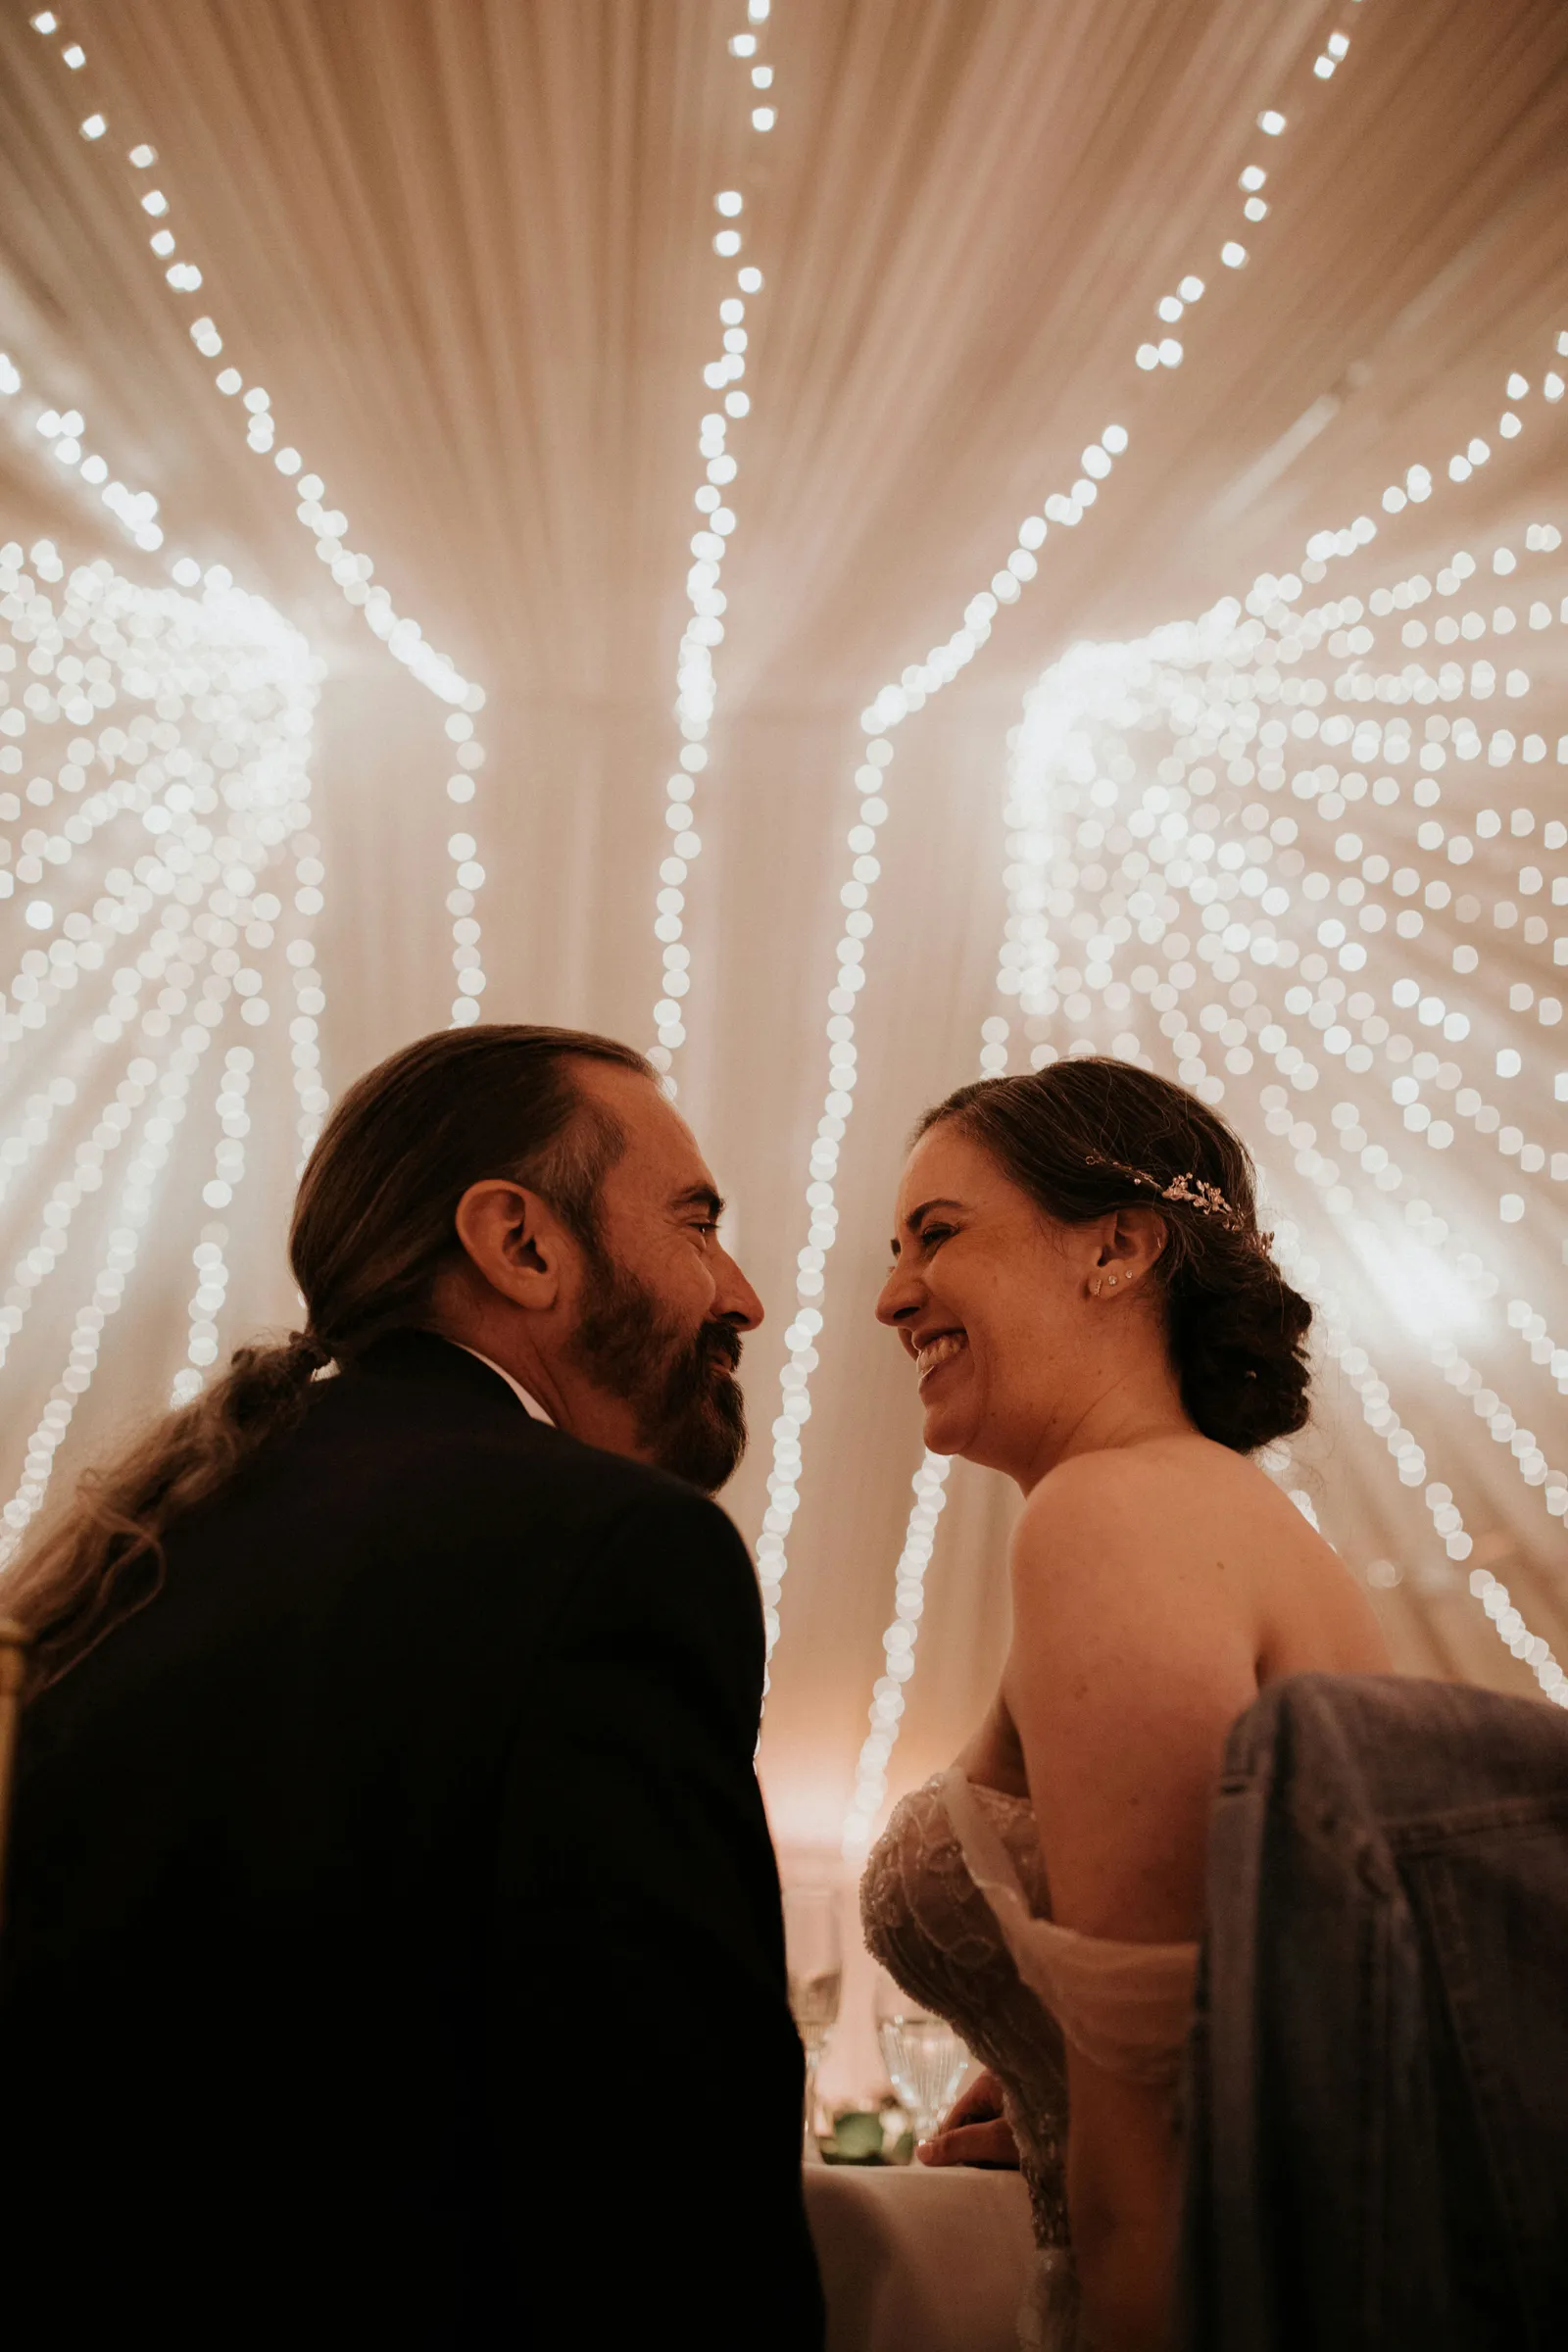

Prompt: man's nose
xmin=714 ymin=1246 xmax=763 ymax=1331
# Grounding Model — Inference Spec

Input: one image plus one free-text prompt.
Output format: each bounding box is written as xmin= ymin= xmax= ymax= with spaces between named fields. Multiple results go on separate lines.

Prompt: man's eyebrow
xmin=890 ymin=1197 xmax=967 ymax=1254
xmin=671 ymin=1183 xmax=725 ymax=1218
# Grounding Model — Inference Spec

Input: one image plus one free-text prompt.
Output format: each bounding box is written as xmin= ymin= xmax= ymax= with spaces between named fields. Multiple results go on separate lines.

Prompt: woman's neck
xmin=1012 ymin=1357 xmax=1195 ymax=1495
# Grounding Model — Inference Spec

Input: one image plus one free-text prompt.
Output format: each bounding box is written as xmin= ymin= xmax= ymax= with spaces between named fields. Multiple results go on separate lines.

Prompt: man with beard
xmin=0 ymin=1027 xmax=823 ymax=2351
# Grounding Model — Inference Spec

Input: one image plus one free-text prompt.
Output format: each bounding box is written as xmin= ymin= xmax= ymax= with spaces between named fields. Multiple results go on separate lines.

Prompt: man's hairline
xmin=564 ymin=1054 xmax=721 ymax=1215
xmin=541 ymin=1060 xmax=636 ymax=1243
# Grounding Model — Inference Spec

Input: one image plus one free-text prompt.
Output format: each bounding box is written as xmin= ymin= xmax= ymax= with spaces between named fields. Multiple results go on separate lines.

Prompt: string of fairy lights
xmin=0 ymin=533 xmax=321 ymax=1565
xmin=760 ymin=16 xmax=1375 ymax=1681
xmin=170 ymin=1042 xmax=253 ymax=1409
xmin=646 ymin=0 xmax=774 ymax=1090
xmin=841 ymin=326 xmax=1568 ymax=1846
xmin=840 ymin=1447 xmax=953 ymax=1850
xmin=29 ymin=7 xmax=490 ymax=1032
xmin=12 ymin=390 xmax=164 ymax=553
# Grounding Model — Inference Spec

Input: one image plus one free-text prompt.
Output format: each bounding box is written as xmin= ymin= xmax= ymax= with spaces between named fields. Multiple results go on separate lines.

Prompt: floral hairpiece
xmin=1084 ymin=1151 xmax=1243 ymax=1230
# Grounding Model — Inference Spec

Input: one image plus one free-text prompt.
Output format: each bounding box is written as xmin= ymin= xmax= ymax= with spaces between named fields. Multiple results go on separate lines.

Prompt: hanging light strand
xmin=0 ymin=362 xmax=163 ymax=552
xmin=647 ymin=8 xmax=776 ymax=1089
xmin=0 ymin=1071 xmax=77 ymax=1215
xmin=0 ymin=1016 xmax=218 ymax=1565
xmin=1304 ymin=346 xmax=1568 ymax=579
xmin=841 ymin=1450 xmax=953 ymax=1855
xmin=170 ymin=1034 xmax=250 ymax=1408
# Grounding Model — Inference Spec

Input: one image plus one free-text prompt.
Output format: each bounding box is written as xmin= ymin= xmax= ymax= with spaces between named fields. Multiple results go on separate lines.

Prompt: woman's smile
xmin=914 ymin=1328 xmax=968 ymax=1388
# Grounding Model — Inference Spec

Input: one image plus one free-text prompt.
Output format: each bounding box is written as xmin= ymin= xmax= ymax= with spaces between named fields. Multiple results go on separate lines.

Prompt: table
xmin=802 ymin=2161 xmax=1037 ymax=2352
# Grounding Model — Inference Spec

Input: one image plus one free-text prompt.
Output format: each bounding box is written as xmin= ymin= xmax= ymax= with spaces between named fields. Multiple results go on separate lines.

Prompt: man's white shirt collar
xmin=454 ymin=1344 xmax=556 ymax=1426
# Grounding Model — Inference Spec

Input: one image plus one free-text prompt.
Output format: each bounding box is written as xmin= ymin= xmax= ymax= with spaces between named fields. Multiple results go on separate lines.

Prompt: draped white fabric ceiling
xmin=3 ymin=0 xmax=1568 ymax=1886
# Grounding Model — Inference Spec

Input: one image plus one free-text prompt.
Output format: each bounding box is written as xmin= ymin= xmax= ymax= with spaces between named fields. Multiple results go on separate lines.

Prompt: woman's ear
xmin=1128 ymin=1207 xmax=1168 ymax=1272
xmin=1101 ymin=1206 xmax=1167 ymax=1285
xmin=452 ymin=1180 xmax=568 ymax=1311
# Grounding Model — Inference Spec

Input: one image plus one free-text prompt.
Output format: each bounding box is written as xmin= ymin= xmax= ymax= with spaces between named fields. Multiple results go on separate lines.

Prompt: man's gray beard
xmin=567 ymin=1249 xmax=747 ymax=1493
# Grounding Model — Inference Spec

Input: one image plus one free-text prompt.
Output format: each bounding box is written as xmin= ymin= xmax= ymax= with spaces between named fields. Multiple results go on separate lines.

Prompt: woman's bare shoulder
xmin=1010 ymin=1436 xmax=1385 ymax=1673
xmin=1012 ymin=1434 xmax=1257 ymax=1566
xmin=1008 ymin=1437 xmax=1336 ymax=1636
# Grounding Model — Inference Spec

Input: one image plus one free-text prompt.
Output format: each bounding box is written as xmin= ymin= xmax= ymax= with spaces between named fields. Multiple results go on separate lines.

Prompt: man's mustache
xmin=700 ymin=1323 xmax=743 ymax=1375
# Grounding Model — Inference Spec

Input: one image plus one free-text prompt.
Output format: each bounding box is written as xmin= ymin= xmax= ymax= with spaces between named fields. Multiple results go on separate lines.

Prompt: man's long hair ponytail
xmin=2 ymin=1024 xmax=649 ymax=1691
xmin=3 ymin=1332 xmax=330 ymax=1691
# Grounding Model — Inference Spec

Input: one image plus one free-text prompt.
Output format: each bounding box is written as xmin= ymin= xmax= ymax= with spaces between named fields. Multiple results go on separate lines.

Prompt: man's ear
xmin=452 ymin=1180 xmax=571 ymax=1310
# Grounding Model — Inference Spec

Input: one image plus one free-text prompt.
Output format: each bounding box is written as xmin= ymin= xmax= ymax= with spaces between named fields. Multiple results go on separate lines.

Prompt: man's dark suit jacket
xmin=0 ymin=1331 xmax=823 ymax=2348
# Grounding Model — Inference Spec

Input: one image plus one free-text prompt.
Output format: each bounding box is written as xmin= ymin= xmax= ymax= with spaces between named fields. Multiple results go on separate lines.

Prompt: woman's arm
xmin=1004 ymin=1451 xmax=1261 ymax=2351
xmin=1063 ymin=2060 xmax=1181 ymax=2349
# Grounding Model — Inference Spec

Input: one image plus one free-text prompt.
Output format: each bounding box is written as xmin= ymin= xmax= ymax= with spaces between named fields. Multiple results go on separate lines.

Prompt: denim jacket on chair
xmin=1175 ymin=1671 xmax=1568 ymax=2351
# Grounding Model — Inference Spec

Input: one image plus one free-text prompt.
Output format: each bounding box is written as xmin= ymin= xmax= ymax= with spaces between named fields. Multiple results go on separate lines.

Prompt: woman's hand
xmin=915 ymin=2067 xmax=1020 ymax=2169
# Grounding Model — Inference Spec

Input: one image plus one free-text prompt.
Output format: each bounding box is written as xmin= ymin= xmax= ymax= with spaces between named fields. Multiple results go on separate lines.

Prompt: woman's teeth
xmin=916 ymin=1332 xmax=966 ymax=1382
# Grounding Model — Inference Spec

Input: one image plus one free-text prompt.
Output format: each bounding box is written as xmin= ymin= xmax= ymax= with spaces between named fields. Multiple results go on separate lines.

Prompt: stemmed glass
xmin=783 ymin=1886 xmax=842 ymax=2152
xmin=874 ymin=1969 xmax=970 ymax=2147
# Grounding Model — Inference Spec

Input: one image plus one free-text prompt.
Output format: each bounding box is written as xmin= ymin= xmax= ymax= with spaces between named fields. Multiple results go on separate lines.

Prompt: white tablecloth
xmin=802 ymin=2162 xmax=1037 ymax=2352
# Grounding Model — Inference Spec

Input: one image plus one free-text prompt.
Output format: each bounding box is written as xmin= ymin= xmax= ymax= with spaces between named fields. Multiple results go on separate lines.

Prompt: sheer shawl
xmin=939 ymin=1768 xmax=1198 ymax=2086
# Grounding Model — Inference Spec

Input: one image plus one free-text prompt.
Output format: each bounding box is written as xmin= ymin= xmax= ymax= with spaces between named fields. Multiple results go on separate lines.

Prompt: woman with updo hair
xmin=860 ymin=1056 xmax=1391 ymax=2352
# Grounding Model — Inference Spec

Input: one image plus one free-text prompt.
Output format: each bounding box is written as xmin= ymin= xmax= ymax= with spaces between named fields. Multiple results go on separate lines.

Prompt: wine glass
xmin=874 ymin=1969 xmax=969 ymax=2147
xmin=783 ymin=1886 xmax=842 ymax=2150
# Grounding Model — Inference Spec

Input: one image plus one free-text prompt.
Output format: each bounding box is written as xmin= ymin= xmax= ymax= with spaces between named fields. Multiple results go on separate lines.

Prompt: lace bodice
xmin=861 ymin=1774 xmax=1072 ymax=2245
xmin=861 ymin=1768 xmax=1200 ymax=2257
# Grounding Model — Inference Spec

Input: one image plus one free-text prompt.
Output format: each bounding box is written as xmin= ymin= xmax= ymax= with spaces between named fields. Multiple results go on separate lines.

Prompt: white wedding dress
xmin=860 ymin=1768 xmax=1198 ymax=2350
